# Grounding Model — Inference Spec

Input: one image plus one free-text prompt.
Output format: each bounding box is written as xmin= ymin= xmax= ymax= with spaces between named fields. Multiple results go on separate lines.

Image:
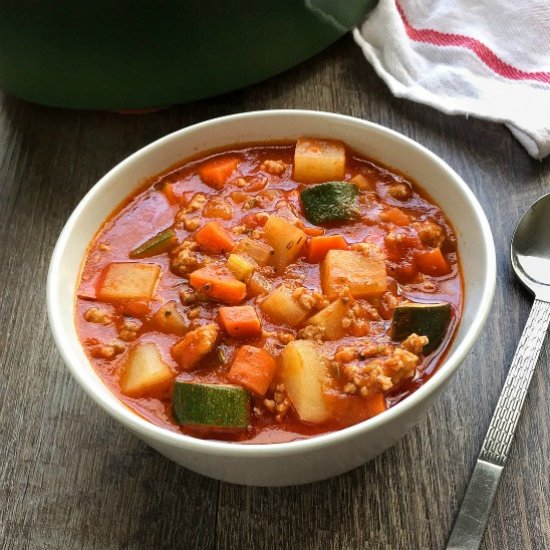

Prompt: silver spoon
xmin=447 ymin=193 xmax=550 ymax=549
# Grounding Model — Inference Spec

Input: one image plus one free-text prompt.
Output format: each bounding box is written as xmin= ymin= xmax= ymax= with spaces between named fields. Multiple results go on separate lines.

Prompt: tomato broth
xmin=76 ymin=139 xmax=463 ymax=444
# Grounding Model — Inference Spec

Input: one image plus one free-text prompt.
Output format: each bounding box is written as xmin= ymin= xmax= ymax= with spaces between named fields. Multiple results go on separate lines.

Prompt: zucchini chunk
xmin=129 ymin=228 xmax=177 ymax=259
xmin=173 ymin=381 xmax=250 ymax=429
xmin=280 ymin=340 xmax=330 ymax=423
xmin=300 ymin=182 xmax=359 ymax=225
xmin=391 ymin=302 xmax=451 ymax=353
xmin=294 ymin=138 xmax=346 ymax=183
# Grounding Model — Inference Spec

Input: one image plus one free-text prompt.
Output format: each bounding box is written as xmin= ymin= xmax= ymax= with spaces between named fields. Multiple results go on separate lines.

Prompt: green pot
xmin=0 ymin=1 xmax=376 ymax=110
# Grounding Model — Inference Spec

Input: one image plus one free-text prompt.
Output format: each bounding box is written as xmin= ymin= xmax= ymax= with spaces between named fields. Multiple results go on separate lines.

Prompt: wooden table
xmin=1 ymin=35 xmax=549 ymax=550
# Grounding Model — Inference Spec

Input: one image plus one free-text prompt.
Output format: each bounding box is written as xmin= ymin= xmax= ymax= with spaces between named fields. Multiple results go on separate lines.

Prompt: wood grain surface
xmin=1 ymin=35 xmax=549 ymax=550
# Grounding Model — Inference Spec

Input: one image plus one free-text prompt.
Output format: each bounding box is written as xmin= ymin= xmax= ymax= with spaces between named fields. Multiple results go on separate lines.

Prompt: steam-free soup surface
xmin=76 ymin=138 xmax=462 ymax=444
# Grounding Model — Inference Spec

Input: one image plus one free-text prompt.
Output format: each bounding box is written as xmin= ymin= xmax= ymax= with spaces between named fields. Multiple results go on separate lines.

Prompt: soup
xmin=75 ymin=138 xmax=462 ymax=444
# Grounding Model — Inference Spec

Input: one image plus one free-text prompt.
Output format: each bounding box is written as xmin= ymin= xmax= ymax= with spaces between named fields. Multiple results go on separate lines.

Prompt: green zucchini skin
xmin=129 ymin=228 xmax=177 ymax=259
xmin=391 ymin=302 xmax=451 ymax=353
xmin=173 ymin=381 xmax=250 ymax=429
xmin=300 ymin=182 xmax=359 ymax=224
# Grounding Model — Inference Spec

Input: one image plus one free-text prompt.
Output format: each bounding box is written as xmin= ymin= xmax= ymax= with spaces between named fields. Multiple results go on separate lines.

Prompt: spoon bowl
xmin=512 ymin=193 xmax=550 ymax=299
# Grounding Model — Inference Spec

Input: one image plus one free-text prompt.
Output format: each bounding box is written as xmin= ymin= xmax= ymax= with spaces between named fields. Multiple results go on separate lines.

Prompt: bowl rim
xmin=47 ymin=109 xmax=496 ymax=457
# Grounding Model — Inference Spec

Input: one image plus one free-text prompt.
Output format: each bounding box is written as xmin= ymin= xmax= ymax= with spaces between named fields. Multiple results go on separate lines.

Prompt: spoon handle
xmin=447 ymin=298 xmax=550 ymax=550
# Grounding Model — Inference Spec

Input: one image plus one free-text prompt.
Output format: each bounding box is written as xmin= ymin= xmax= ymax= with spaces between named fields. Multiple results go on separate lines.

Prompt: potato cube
xmin=98 ymin=262 xmax=161 ymax=302
xmin=307 ymin=298 xmax=350 ymax=340
xmin=149 ymin=300 xmax=188 ymax=336
xmin=260 ymin=285 xmax=309 ymax=327
xmin=280 ymin=340 xmax=330 ymax=423
xmin=294 ymin=137 xmax=346 ymax=183
xmin=321 ymin=249 xmax=386 ymax=300
xmin=120 ymin=342 xmax=175 ymax=397
xmin=263 ymin=215 xmax=306 ymax=273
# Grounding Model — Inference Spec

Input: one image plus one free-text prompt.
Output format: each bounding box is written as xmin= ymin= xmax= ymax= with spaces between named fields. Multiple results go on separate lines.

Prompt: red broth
xmin=75 ymin=140 xmax=463 ymax=444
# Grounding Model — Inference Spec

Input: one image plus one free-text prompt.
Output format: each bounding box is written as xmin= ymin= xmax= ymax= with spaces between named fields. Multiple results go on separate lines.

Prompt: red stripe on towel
xmin=396 ymin=0 xmax=550 ymax=84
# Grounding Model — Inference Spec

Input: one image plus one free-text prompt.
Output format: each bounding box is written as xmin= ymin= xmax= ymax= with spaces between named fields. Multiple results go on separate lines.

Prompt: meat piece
xmin=260 ymin=159 xmax=286 ymax=175
xmin=170 ymin=240 xmax=210 ymax=276
xmin=414 ymin=220 xmax=445 ymax=248
xmin=171 ymin=323 xmax=219 ymax=370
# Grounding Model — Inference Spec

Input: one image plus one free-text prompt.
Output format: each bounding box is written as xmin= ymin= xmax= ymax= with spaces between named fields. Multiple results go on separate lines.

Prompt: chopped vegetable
xmin=415 ymin=247 xmax=451 ymax=276
xmin=227 ymin=345 xmax=277 ymax=396
xmin=280 ymin=340 xmax=330 ymax=423
xmin=300 ymin=182 xmax=359 ymax=225
xmin=194 ymin=221 xmax=235 ymax=255
xmin=321 ymin=248 xmax=386 ymax=300
xmin=198 ymin=156 xmax=240 ymax=189
xmin=149 ymin=300 xmax=187 ymax=336
xmin=98 ymin=262 xmax=161 ymax=302
xmin=263 ymin=215 xmax=306 ymax=273
xmin=226 ymin=253 xmax=256 ymax=281
xmin=380 ymin=207 xmax=410 ymax=226
xmin=306 ymin=234 xmax=348 ymax=263
xmin=117 ymin=300 xmax=151 ymax=317
xmin=391 ymin=302 xmax=451 ymax=353
xmin=247 ymin=272 xmax=273 ymax=296
xmin=120 ymin=342 xmax=175 ymax=397
xmin=219 ymin=305 xmax=261 ymax=338
xmin=349 ymin=173 xmax=374 ymax=191
xmin=302 ymin=225 xmax=325 ymax=237
xmin=189 ymin=266 xmax=246 ymax=304
xmin=171 ymin=323 xmax=219 ymax=369
xmin=233 ymin=237 xmax=274 ymax=266
xmin=325 ymin=391 xmax=387 ymax=425
xmin=129 ymin=228 xmax=177 ymax=259
xmin=260 ymin=285 xmax=309 ymax=327
xmin=173 ymin=381 xmax=250 ymax=429
xmin=307 ymin=298 xmax=350 ymax=340
xmin=294 ymin=138 xmax=346 ymax=183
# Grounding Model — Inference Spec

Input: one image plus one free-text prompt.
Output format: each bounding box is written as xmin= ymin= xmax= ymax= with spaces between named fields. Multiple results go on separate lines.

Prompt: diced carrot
xmin=415 ymin=247 xmax=451 ymax=276
xmin=198 ymin=156 xmax=240 ymax=189
xmin=302 ymin=226 xmax=325 ymax=237
xmin=227 ymin=345 xmax=277 ymax=396
xmin=194 ymin=221 xmax=235 ymax=255
xmin=160 ymin=182 xmax=177 ymax=205
xmin=394 ymin=262 xmax=419 ymax=282
xmin=326 ymin=391 xmax=387 ymax=426
xmin=219 ymin=306 xmax=261 ymax=338
xmin=189 ymin=266 xmax=247 ymax=304
xmin=171 ymin=323 xmax=219 ymax=370
xmin=307 ymin=235 xmax=349 ymax=263
xmin=380 ymin=207 xmax=410 ymax=226
xmin=115 ymin=300 xmax=151 ymax=317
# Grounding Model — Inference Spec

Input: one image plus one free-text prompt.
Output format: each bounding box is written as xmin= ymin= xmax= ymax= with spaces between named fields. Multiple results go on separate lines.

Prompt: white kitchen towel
xmin=353 ymin=0 xmax=550 ymax=159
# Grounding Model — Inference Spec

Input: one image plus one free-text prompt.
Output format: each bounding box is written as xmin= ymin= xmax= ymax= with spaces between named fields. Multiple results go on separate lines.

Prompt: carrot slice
xmin=219 ymin=306 xmax=261 ymax=338
xmin=380 ymin=207 xmax=410 ymax=226
xmin=307 ymin=234 xmax=349 ymax=263
xmin=194 ymin=221 xmax=235 ymax=255
xmin=198 ymin=156 xmax=240 ymax=189
xmin=227 ymin=345 xmax=277 ymax=396
xmin=326 ymin=391 xmax=387 ymax=426
xmin=302 ymin=226 xmax=325 ymax=237
xmin=415 ymin=247 xmax=451 ymax=276
xmin=189 ymin=266 xmax=246 ymax=304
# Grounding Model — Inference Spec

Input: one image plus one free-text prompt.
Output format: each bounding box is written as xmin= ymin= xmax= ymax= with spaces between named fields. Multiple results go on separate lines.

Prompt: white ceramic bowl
xmin=47 ymin=110 xmax=496 ymax=486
